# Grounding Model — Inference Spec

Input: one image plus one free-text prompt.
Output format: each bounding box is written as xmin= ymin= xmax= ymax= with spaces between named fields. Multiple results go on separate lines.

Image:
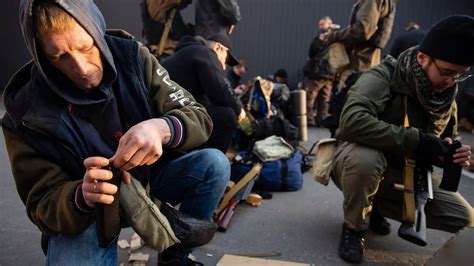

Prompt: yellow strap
xmin=158 ymin=2 xmax=180 ymax=57
xmin=401 ymin=95 xmax=416 ymax=223
xmin=403 ymin=95 xmax=410 ymax=127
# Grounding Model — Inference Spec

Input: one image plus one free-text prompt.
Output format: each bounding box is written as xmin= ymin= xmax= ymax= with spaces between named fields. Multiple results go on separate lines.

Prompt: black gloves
xmin=414 ymin=132 xmax=450 ymax=165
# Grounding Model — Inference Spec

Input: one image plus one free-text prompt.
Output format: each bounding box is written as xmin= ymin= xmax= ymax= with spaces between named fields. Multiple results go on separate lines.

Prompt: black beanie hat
xmin=419 ymin=15 xmax=474 ymax=66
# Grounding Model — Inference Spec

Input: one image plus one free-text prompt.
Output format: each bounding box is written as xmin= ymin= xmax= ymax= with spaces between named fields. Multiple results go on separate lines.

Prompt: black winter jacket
xmin=162 ymin=36 xmax=241 ymax=116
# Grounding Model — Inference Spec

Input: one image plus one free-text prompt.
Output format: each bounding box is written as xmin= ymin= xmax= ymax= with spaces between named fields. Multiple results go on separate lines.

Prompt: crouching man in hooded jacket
xmin=2 ymin=0 xmax=229 ymax=265
xmin=331 ymin=15 xmax=474 ymax=263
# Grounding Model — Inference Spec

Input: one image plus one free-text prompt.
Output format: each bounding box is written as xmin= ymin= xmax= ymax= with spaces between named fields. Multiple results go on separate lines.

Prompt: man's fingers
xmin=112 ymin=138 xmax=139 ymax=169
xmin=122 ymin=171 xmax=132 ymax=185
xmin=144 ymin=153 xmax=160 ymax=166
xmin=84 ymin=191 xmax=115 ymax=205
xmin=120 ymin=149 xmax=151 ymax=171
xmin=94 ymin=181 xmax=119 ymax=195
xmin=84 ymin=157 xmax=110 ymax=169
xmin=87 ymin=168 xmax=113 ymax=182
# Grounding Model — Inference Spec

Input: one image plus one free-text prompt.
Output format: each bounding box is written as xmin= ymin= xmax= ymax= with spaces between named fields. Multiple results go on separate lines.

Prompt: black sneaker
xmin=369 ymin=210 xmax=391 ymax=235
xmin=161 ymin=202 xmax=218 ymax=248
xmin=338 ymin=223 xmax=365 ymax=264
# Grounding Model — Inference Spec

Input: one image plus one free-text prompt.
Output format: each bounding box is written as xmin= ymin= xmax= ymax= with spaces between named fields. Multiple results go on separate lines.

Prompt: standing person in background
xmin=140 ymin=0 xmax=194 ymax=59
xmin=303 ymin=16 xmax=337 ymax=126
xmin=390 ymin=22 xmax=426 ymax=59
xmin=195 ymin=0 xmax=241 ymax=38
xmin=322 ymin=0 xmax=397 ymax=87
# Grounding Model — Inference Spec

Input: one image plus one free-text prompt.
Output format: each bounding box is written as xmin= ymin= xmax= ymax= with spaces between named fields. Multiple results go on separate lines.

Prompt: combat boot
xmin=338 ymin=223 xmax=365 ymax=263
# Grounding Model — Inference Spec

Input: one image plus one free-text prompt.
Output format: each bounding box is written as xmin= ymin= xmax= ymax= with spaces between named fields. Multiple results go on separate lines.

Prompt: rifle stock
xmin=398 ymin=165 xmax=429 ymax=246
xmin=398 ymin=191 xmax=428 ymax=246
xmin=214 ymin=163 xmax=261 ymax=232
xmin=215 ymin=198 xmax=240 ymax=232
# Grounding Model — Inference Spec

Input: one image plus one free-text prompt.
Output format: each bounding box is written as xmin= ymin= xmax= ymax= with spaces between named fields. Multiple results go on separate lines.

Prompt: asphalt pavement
xmin=0 ymin=104 xmax=473 ymax=265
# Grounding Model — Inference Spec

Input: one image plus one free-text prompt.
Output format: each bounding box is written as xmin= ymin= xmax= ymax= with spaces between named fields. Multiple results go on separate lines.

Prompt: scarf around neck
xmin=396 ymin=48 xmax=457 ymax=135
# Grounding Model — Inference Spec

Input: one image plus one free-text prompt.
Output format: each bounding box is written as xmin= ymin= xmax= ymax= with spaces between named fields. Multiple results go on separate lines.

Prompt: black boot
xmin=369 ymin=209 xmax=391 ymax=235
xmin=338 ymin=223 xmax=365 ymax=264
xmin=369 ymin=200 xmax=391 ymax=235
xmin=161 ymin=202 xmax=218 ymax=248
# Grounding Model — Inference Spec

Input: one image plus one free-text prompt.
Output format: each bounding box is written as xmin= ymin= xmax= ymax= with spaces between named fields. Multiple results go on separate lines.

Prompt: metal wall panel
xmin=1 ymin=0 xmax=473 ymax=90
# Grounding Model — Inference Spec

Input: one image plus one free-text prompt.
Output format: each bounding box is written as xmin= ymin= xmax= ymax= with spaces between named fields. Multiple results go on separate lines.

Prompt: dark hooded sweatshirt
xmin=1 ymin=0 xmax=212 ymax=237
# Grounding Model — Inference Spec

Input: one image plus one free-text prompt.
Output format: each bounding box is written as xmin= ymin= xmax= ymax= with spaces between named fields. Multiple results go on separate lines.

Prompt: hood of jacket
xmin=18 ymin=0 xmax=117 ymax=106
xmin=175 ymin=35 xmax=208 ymax=52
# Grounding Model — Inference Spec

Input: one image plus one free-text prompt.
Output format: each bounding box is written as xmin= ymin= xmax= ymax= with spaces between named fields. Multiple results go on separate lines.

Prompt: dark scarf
xmin=397 ymin=48 xmax=456 ymax=135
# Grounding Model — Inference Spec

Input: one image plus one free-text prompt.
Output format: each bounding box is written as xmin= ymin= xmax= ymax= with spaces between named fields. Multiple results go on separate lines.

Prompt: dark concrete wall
xmin=1 ymin=0 xmax=473 ymax=90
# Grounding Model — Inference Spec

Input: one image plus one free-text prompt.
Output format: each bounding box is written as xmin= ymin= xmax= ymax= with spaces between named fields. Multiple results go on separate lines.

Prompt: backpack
xmin=146 ymin=0 xmax=190 ymax=23
xmin=255 ymin=116 xmax=299 ymax=147
xmin=322 ymin=62 xmax=395 ymax=137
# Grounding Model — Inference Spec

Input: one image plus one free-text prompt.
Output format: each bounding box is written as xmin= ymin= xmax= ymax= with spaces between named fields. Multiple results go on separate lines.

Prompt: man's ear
xmin=211 ymin=42 xmax=220 ymax=53
xmin=416 ymin=51 xmax=430 ymax=67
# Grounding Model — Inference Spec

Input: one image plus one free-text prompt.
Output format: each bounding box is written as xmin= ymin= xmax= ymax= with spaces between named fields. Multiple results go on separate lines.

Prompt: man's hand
xmin=319 ymin=32 xmax=329 ymax=42
xmin=442 ymin=138 xmax=471 ymax=167
xmin=110 ymin=118 xmax=170 ymax=171
xmin=82 ymin=157 xmax=130 ymax=208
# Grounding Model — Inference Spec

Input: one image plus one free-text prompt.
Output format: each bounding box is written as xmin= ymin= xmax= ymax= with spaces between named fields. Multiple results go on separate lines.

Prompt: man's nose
xmin=70 ymin=54 xmax=89 ymax=76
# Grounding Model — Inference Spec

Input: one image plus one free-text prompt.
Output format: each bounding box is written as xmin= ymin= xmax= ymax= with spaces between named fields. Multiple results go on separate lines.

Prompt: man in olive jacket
xmin=331 ymin=15 xmax=473 ymax=263
xmin=1 ymin=0 xmax=229 ymax=265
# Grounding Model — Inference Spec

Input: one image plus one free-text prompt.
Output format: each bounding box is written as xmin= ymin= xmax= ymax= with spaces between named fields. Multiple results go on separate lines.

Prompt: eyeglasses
xmin=430 ymin=58 xmax=472 ymax=83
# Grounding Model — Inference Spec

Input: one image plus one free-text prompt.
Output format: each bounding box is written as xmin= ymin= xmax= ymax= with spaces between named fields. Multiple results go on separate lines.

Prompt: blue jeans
xmin=46 ymin=223 xmax=117 ymax=266
xmin=46 ymin=148 xmax=229 ymax=264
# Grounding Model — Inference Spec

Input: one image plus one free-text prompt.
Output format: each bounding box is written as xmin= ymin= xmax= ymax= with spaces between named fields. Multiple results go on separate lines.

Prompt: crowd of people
xmin=1 ymin=0 xmax=473 ymax=265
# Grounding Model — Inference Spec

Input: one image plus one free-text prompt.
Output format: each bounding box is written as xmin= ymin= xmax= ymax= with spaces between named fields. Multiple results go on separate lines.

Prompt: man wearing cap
xmin=162 ymin=33 xmax=245 ymax=153
xmin=329 ymin=15 xmax=473 ymax=263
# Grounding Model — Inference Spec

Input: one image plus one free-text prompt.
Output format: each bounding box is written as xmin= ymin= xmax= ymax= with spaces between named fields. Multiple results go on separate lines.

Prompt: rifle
xmin=214 ymin=163 xmax=261 ymax=232
xmin=95 ymin=166 xmax=122 ymax=248
xmin=398 ymin=163 xmax=430 ymax=246
xmin=397 ymin=141 xmax=463 ymax=246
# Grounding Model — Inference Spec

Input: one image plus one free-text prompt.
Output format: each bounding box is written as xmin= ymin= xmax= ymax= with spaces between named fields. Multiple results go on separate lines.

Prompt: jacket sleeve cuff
xmin=74 ymin=183 xmax=95 ymax=213
xmin=162 ymin=115 xmax=185 ymax=148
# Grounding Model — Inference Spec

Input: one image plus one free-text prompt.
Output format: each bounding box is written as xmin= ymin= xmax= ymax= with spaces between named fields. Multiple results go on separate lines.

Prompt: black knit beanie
xmin=419 ymin=15 xmax=474 ymax=66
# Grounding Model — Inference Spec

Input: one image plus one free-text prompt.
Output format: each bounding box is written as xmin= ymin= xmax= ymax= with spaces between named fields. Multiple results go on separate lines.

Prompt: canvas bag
xmin=146 ymin=0 xmax=181 ymax=23
xmin=313 ymin=138 xmax=337 ymax=186
xmin=324 ymin=42 xmax=350 ymax=74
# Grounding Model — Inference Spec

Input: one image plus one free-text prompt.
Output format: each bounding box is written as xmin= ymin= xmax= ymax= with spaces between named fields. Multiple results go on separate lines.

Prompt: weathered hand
xmin=110 ymin=118 xmax=170 ymax=171
xmin=82 ymin=157 xmax=118 ymax=207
